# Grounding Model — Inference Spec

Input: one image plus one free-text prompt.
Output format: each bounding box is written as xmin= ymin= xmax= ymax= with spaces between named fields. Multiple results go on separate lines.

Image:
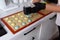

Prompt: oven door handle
xmin=24 ymin=27 xmax=36 ymax=35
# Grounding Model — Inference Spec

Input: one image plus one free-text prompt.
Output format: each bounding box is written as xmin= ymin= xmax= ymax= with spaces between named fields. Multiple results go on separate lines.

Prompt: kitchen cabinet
xmin=39 ymin=16 xmax=58 ymax=40
xmin=10 ymin=25 xmax=40 ymax=40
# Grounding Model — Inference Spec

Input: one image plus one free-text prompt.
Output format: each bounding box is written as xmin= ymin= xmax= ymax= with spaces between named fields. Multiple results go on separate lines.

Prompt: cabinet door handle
xmin=32 ymin=37 xmax=35 ymax=40
xmin=49 ymin=15 xmax=56 ymax=20
xmin=24 ymin=27 xmax=36 ymax=35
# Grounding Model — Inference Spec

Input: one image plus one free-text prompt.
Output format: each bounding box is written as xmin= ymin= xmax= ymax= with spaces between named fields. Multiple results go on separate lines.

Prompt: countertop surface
xmin=0 ymin=7 xmax=56 ymax=40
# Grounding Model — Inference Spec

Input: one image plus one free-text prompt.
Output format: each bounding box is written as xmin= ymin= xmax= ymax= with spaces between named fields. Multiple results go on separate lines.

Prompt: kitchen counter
xmin=0 ymin=7 xmax=56 ymax=40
